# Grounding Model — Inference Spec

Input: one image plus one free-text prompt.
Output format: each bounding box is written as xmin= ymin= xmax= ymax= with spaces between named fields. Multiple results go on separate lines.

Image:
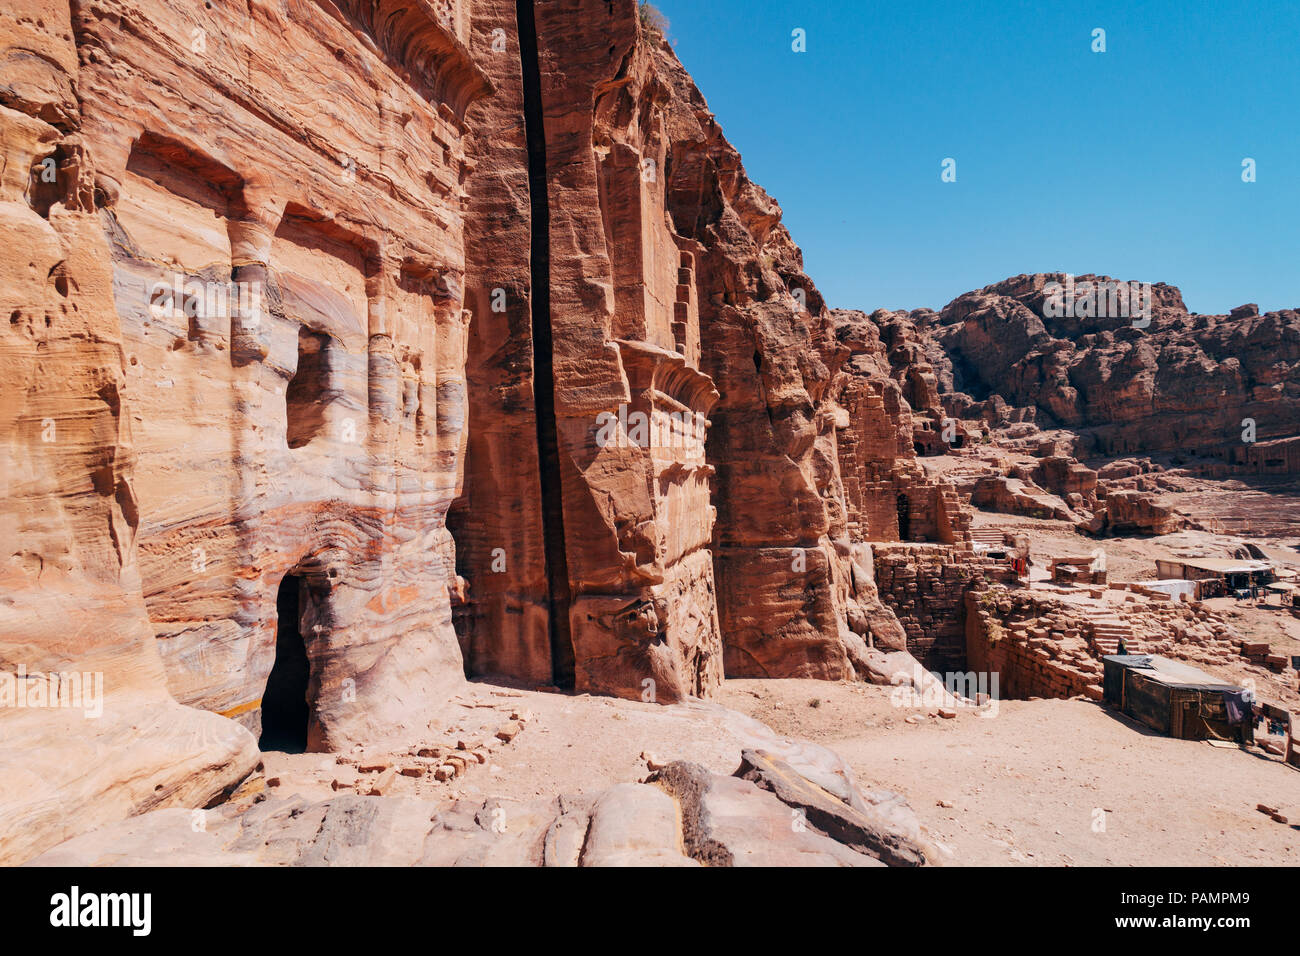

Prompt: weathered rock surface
xmin=925 ymin=274 xmax=1300 ymax=466
xmin=448 ymin=2 xmax=961 ymax=694
xmin=450 ymin=0 xmax=725 ymax=703
xmin=2 ymin=0 xmax=489 ymax=862
xmin=971 ymin=476 xmax=1076 ymax=522
xmin=29 ymin=731 xmax=935 ymax=866
xmin=735 ymin=749 xmax=928 ymax=866
xmin=1083 ymin=488 xmax=1191 ymax=537
xmin=650 ymin=760 xmax=883 ymax=867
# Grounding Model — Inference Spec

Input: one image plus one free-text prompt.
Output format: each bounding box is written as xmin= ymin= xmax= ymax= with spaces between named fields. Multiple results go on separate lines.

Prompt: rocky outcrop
xmin=448 ymin=2 xmax=966 ymax=693
xmin=1082 ymin=489 xmax=1191 ymax=537
xmin=28 ymin=707 xmax=936 ymax=867
xmin=928 ymin=274 xmax=1300 ymax=465
xmin=970 ymin=476 xmax=1076 ymax=521
xmin=651 ymin=67 xmax=971 ymax=679
xmin=449 ymin=0 xmax=725 ymax=703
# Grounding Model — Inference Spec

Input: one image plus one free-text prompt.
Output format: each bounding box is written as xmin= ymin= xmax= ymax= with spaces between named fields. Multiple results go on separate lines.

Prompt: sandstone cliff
xmin=0 ymin=0 xmax=1028 ymax=866
xmin=448 ymin=2 xmax=969 ymax=698
xmin=2 ymin=0 xmax=490 ymax=863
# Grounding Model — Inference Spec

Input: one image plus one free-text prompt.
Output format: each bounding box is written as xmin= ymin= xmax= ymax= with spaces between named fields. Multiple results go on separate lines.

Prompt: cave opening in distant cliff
xmin=259 ymin=573 xmax=310 ymax=753
xmin=518 ymin=0 xmax=576 ymax=687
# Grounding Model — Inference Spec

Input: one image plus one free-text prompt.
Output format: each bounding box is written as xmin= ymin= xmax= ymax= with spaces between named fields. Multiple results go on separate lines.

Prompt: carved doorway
xmin=259 ymin=573 xmax=311 ymax=752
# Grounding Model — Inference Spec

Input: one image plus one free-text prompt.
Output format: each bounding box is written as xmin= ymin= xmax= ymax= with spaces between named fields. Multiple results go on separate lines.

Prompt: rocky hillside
xmin=889 ymin=274 xmax=1300 ymax=466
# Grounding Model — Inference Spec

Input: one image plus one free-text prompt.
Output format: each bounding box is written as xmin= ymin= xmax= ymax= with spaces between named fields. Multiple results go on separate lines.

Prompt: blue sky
xmin=652 ymin=0 xmax=1300 ymax=315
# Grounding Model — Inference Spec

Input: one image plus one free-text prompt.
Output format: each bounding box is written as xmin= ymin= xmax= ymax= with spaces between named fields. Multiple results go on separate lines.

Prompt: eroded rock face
xmin=1086 ymin=489 xmax=1191 ymax=537
xmin=450 ymin=0 xmax=726 ymax=704
xmin=1 ymin=0 xmax=491 ymax=861
xmin=646 ymin=40 xmax=970 ymax=682
xmin=6 ymin=0 xmax=973 ymax=733
xmin=83 ymin=0 xmax=490 ymax=747
xmin=448 ymin=2 xmax=967 ymax=696
xmin=929 ymin=274 xmax=1300 ymax=463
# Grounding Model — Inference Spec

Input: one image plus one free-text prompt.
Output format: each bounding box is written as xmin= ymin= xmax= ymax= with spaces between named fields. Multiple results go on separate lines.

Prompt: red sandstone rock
xmin=1 ymin=0 xmax=489 ymax=862
xmin=447 ymin=3 xmax=949 ymax=693
xmin=926 ymin=274 xmax=1300 ymax=466
xmin=1086 ymin=489 xmax=1191 ymax=536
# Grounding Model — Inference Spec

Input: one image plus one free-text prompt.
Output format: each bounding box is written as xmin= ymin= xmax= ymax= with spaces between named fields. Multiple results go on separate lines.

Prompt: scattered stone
xmin=495 ymin=721 xmax=523 ymax=742
xmin=733 ymin=750 xmax=928 ymax=866
xmin=367 ymin=768 xmax=399 ymax=796
xmin=640 ymin=751 xmax=667 ymax=771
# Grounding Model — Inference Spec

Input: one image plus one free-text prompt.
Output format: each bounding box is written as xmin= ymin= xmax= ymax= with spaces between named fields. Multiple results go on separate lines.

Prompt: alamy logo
xmin=1042 ymin=274 xmax=1153 ymax=328
xmin=890 ymin=668 xmax=1000 ymax=717
xmin=1 ymin=665 xmax=102 ymax=718
xmin=50 ymin=886 xmax=151 ymax=936
xmin=595 ymin=404 xmax=706 ymax=451
xmin=149 ymin=273 xmax=263 ymax=324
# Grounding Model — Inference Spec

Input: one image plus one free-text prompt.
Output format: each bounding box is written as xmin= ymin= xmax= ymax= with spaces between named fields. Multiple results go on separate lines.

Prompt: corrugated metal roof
xmin=1164 ymin=558 xmax=1272 ymax=574
xmin=1103 ymin=654 xmax=1241 ymax=689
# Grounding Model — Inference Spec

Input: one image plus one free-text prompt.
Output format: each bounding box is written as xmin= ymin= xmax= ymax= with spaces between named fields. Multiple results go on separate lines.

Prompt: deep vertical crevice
xmin=517 ymin=0 xmax=575 ymax=687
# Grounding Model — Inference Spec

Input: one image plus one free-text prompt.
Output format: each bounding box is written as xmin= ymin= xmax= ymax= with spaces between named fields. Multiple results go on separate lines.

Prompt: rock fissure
xmin=516 ymin=0 xmax=575 ymax=689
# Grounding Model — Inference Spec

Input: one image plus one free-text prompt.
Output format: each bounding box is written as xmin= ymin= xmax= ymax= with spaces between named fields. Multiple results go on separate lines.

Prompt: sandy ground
xmin=259 ymin=683 xmax=782 ymax=810
xmin=259 ymin=674 xmax=1300 ymax=868
xmin=716 ymin=678 xmax=1300 ymax=866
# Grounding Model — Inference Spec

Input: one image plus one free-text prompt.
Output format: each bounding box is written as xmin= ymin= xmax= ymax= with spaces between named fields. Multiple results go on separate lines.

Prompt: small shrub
xmin=638 ymin=2 xmax=669 ymax=40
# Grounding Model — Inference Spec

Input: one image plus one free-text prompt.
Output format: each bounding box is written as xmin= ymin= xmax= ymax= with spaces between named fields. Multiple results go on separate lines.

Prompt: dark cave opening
xmin=897 ymin=493 xmax=911 ymax=541
xmin=259 ymin=573 xmax=310 ymax=753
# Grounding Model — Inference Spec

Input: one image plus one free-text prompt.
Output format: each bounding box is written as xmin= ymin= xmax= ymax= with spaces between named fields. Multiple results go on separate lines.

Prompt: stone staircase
xmin=1089 ymin=617 xmax=1143 ymax=656
xmin=970 ymin=528 xmax=1006 ymax=549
